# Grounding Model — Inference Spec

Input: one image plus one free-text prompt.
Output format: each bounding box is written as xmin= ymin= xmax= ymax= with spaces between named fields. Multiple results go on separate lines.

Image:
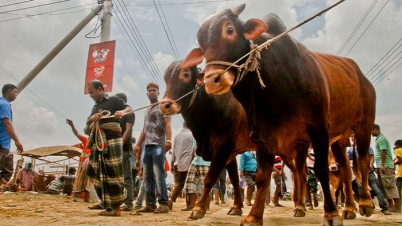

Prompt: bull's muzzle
xmin=204 ymin=69 xmax=234 ymax=95
xmin=159 ymin=99 xmax=180 ymax=115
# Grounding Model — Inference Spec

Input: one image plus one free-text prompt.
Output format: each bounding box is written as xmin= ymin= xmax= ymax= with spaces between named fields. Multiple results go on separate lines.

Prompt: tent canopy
xmin=21 ymin=145 xmax=82 ymax=159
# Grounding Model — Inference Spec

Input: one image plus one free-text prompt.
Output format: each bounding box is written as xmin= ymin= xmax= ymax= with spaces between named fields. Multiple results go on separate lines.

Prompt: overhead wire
xmin=124 ymin=0 xmax=237 ymax=7
xmin=153 ymin=0 xmax=180 ymax=60
xmin=112 ymin=5 xmax=165 ymax=87
xmin=370 ymin=53 xmax=402 ymax=84
xmin=366 ymin=37 xmax=402 ymax=79
xmin=0 ymin=0 xmax=37 ymax=9
xmin=112 ymin=1 xmax=183 ymax=127
xmin=114 ymin=0 xmax=165 ymax=87
xmin=372 ymin=60 xmax=402 ymax=86
xmin=0 ymin=0 xmax=75 ymax=14
xmin=337 ymin=0 xmax=378 ymax=56
xmin=0 ymin=3 xmax=94 ymax=23
xmin=0 ymin=64 xmax=83 ymax=131
xmin=344 ymin=0 xmax=390 ymax=56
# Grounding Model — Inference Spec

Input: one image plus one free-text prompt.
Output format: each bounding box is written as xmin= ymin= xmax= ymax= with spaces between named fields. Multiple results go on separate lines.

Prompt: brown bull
xmin=32 ymin=173 xmax=55 ymax=192
xmin=160 ymin=61 xmax=256 ymax=219
xmin=183 ymin=4 xmax=376 ymax=226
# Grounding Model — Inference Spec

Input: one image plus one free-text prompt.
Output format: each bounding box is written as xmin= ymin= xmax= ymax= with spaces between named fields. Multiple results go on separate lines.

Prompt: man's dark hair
xmin=87 ymin=80 xmax=104 ymax=91
xmin=115 ymin=93 xmax=127 ymax=103
xmin=395 ymin=140 xmax=402 ymax=147
xmin=68 ymin=167 xmax=76 ymax=175
xmin=2 ymin=84 xmax=17 ymax=95
xmin=373 ymin=124 xmax=380 ymax=131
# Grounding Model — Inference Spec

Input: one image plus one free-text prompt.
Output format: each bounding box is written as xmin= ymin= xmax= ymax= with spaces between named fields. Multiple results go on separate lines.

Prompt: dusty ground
xmin=0 ymin=192 xmax=401 ymax=226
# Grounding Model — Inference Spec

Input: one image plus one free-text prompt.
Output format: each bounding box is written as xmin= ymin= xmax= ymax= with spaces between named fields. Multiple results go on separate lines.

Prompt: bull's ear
xmin=232 ymin=4 xmax=245 ymax=16
xmin=197 ymin=72 xmax=205 ymax=85
xmin=243 ymin=18 xmax=268 ymax=41
xmin=182 ymin=48 xmax=204 ymax=69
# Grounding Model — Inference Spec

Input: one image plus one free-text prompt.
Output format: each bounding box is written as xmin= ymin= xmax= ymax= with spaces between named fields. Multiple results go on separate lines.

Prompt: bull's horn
xmin=232 ymin=3 xmax=246 ymax=16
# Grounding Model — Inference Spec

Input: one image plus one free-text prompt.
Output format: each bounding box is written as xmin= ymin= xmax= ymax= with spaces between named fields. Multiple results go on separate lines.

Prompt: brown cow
xmin=32 ymin=173 xmax=55 ymax=192
xmin=160 ymin=61 xmax=256 ymax=219
xmin=183 ymin=4 xmax=375 ymax=226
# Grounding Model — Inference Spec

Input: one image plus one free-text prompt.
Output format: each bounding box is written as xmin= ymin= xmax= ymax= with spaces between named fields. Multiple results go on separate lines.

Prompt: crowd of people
xmin=0 ymin=81 xmax=401 ymax=218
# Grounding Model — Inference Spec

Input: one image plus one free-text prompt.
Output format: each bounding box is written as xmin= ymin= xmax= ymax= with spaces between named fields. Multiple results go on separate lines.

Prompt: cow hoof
xmin=240 ymin=216 xmax=262 ymax=226
xmin=359 ymin=206 xmax=374 ymax=217
xmin=293 ymin=209 xmax=306 ymax=217
xmin=228 ymin=208 xmax=242 ymax=216
xmin=342 ymin=210 xmax=356 ymax=219
xmin=189 ymin=209 xmax=206 ymax=220
xmin=322 ymin=216 xmax=343 ymax=226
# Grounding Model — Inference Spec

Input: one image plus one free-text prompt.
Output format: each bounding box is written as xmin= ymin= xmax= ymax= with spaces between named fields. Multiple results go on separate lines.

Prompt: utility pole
xmin=100 ymin=0 xmax=112 ymax=42
xmin=17 ymin=4 xmax=103 ymax=93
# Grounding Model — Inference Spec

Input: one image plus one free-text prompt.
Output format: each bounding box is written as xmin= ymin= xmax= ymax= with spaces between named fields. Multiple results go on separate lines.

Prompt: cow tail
xmin=352 ymin=141 xmax=362 ymax=185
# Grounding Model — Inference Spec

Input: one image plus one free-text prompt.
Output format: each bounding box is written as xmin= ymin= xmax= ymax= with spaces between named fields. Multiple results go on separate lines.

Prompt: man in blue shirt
xmin=239 ymin=151 xmax=257 ymax=206
xmin=0 ymin=84 xmax=23 ymax=185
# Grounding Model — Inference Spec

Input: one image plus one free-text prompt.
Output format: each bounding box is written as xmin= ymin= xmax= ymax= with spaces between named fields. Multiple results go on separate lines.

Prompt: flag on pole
xmin=85 ymin=40 xmax=116 ymax=93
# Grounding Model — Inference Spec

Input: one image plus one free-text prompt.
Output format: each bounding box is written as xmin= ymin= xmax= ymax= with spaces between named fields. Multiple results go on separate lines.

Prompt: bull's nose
xmin=159 ymin=101 xmax=172 ymax=114
xmin=203 ymin=69 xmax=234 ymax=95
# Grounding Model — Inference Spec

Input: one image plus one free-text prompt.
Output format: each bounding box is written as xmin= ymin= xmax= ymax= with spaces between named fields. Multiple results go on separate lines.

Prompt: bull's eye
xmin=184 ymin=73 xmax=189 ymax=78
xmin=227 ymin=27 xmax=234 ymax=35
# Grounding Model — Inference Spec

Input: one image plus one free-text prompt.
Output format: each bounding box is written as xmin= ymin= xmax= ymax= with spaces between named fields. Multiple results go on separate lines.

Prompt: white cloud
xmin=12 ymin=98 xmax=59 ymax=150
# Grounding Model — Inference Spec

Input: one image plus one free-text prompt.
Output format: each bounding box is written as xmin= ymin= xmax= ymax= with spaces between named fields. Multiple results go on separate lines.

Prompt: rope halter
xmin=205 ymin=42 xmax=266 ymax=88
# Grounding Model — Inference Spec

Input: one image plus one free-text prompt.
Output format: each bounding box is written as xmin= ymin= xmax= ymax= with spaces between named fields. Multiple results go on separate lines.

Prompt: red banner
xmin=84 ymin=40 xmax=116 ymax=94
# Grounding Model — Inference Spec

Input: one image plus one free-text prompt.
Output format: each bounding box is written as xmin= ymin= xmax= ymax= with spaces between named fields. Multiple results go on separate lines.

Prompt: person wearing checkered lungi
xmin=182 ymin=154 xmax=210 ymax=211
xmin=85 ymin=80 xmax=132 ymax=217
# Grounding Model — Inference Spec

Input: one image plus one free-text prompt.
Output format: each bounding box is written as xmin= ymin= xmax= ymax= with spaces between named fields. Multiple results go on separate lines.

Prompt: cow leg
xmin=293 ymin=147 xmax=309 ymax=217
xmin=354 ymin=126 xmax=375 ymax=217
xmin=240 ymin=150 xmax=274 ymax=226
xmin=310 ymin=127 xmax=342 ymax=226
xmin=225 ymin=158 xmax=243 ymax=216
xmin=331 ymin=141 xmax=356 ymax=219
xmin=282 ymin=159 xmax=297 ymax=207
xmin=190 ymin=152 xmax=228 ymax=219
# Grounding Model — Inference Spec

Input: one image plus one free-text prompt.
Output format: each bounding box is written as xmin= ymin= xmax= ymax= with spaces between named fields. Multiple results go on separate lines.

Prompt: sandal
xmin=88 ymin=204 xmax=103 ymax=210
xmin=154 ymin=204 xmax=169 ymax=214
xmin=120 ymin=205 xmax=133 ymax=211
xmin=137 ymin=205 xmax=155 ymax=213
xmin=98 ymin=209 xmax=121 ymax=216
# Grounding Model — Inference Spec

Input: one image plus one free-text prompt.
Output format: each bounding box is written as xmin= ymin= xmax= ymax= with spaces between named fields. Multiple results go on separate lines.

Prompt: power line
xmin=0 ymin=0 xmax=74 ymax=14
xmin=114 ymin=0 xmax=166 ymax=86
xmin=337 ymin=0 xmax=378 ymax=55
xmin=366 ymin=37 xmax=402 ymax=79
xmin=344 ymin=0 xmax=390 ymax=56
xmin=155 ymin=0 xmax=180 ymax=59
xmin=112 ymin=6 xmax=165 ymax=87
xmin=124 ymin=0 xmax=237 ymax=7
xmin=0 ymin=3 xmax=93 ymax=23
xmin=370 ymin=53 xmax=402 ymax=84
xmin=0 ymin=0 xmax=36 ymax=9
xmin=0 ymin=64 xmax=83 ymax=130
xmin=373 ymin=60 xmax=402 ymax=86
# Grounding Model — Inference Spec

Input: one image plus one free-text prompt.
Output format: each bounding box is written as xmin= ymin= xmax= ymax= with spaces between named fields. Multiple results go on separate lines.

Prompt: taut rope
xmin=89 ymin=0 xmax=346 ymax=130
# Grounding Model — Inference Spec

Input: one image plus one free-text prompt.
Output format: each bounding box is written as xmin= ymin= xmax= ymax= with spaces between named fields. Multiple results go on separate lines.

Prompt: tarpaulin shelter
xmin=20 ymin=145 xmax=82 ymax=174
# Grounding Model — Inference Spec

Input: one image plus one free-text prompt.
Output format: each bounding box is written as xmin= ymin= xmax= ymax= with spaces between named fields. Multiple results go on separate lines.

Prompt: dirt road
xmin=0 ymin=192 xmax=400 ymax=225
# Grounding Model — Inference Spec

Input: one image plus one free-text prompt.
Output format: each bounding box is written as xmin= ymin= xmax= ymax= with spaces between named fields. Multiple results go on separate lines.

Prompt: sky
xmin=0 ymin=0 xmax=401 ymax=183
